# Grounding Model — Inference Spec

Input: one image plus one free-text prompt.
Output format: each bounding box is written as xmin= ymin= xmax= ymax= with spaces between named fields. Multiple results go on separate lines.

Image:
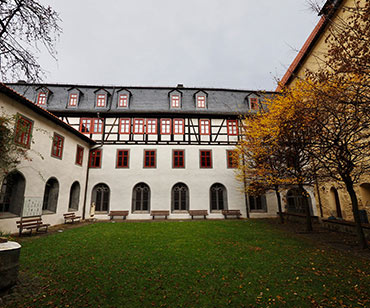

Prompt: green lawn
xmin=8 ymin=220 xmax=370 ymax=307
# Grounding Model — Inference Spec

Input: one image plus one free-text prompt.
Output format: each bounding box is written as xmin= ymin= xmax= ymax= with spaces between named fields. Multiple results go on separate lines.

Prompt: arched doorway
xmin=0 ymin=171 xmax=25 ymax=216
xmin=91 ymin=183 xmax=110 ymax=213
xmin=329 ymin=187 xmax=342 ymax=218
xmin=210 ymin=183 xmax=228 ymax=212
xmin=42 ymin=177 xmax=59 ymax=213
xmin=286 ymin=188 xmax=313 ymax=215
xmin=171 ymin=183 xmax=189 ymax=212
xmin=68 ymin=181 xmax=80 ymax=211
xmin=132 ymin=183 xmax=150 ymax=212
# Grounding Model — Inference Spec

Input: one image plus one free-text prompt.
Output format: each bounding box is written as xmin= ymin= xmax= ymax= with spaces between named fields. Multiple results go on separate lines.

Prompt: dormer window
xmin=197 ymin=96 xmax=206 ymax=108
xmin=97 ymin=94 xmax=106 ymax=107
xmin=118 ymin=94 xmax=128 ymax=107
xmin=37 ymin=92 xmax=47 ymax=105
xmin=249 ymin=98 xmax=259 ymax=110
xmin=171 ymin=95 xmax=180 ymax=108
xmin=69 ymin=93 xmax=78 ymax=106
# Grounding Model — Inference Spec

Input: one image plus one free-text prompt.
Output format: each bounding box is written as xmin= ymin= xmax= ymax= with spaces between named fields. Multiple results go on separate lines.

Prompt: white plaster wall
xmin=0 ymin=94 xmax=91 ymax=234
xmin=86 ymin=144 xmax=279 ymax=220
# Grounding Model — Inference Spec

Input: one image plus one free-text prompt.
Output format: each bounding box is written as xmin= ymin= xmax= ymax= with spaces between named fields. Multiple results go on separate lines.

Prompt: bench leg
xmin=204 ymin=215 xmax=206 ymax=219
xmin=165 ymin=216 xmax=167 ymax=220
xmin=152 ymin=216 xmax=154 ymax=220
xmin=191 ymin=216 xmax=194 ymax=220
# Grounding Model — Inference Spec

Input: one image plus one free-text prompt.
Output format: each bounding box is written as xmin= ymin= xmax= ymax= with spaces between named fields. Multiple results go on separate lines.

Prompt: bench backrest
xmin=151 ymin=210 xmax=170 ymax=215
xmin=16 ymin=216 xmax=43 ymax=227
xmin=109 ymin=211 xmax=129 ymax=215
xmin=64 ymin=213 xmax=76 ymax=217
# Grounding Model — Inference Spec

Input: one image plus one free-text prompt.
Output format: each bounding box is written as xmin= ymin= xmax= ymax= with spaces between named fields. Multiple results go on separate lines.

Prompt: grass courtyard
xmin=5 ymin=220 xmax=370 ymax=307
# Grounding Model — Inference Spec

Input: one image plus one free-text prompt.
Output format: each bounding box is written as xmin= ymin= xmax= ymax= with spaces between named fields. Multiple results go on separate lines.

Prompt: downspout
xmin=242 ymin=154 xmax=250 ymax=218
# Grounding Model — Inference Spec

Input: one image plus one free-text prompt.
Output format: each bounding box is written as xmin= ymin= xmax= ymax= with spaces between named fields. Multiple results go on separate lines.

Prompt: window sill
xmin=132 ymin=211 xmax=150 ymax=214
xmin=0 ymin=212 xmax=19 ymax=219
xmin=68 ymin=208 xmax=78 ymax=212
xmin=42 ymin=210 xmax=56 ymax=215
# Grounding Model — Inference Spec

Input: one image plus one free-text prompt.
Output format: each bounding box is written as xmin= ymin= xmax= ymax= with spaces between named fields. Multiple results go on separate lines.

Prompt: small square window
xmin=144 ymin=150 xmax=156 ymax=168
xmin=173 ymin=150 xmax=185 ymax=168
xmin=227 ymin=150 xmax=237 ymax=168
xmin=161 ymin=119 xmax=171 ymax=135
xmin=197 ymin=96 xmax=206 ymax=108
xmin=250 ymin=98 xmax=259 ymax=110
xmin=51 ymin=133 xmax=64 ymax=159
xmin=133 ymin=118 xmax=145 ymax=134
xmin=171 ymin=95 xmax=180 ymax=108
xmin=227 ymin=120 xmax=238 ymax=136
xmin=37 ymin=92 xmax=47 ymax=105
xmin=173 ymin=119 xmax=184 ymax=135
xmin=119 ymin=118 xmax=131 ymax=134
xmin=96 ymin=94 xmax=106 ymax=107
xmin=146 ymin=119 xmax=157 ymax=134
xmin=118 ymin=94 xmax=128 ymax=107
xmin=89 ymin=149 xmax=102 ymax=168
xmin=116 ymin=150 xmax=129 ymax=168
xmin=76 ymin=145 xmax=84 ymax=166
xmin=69 ymin=93 xmax=78 ymax=106
xmin=200 ymin=150 xmax=212 ymax=168
xmin=199 ymin=119 xmax=210 ymax=135
xmin=14 ymin=114 xmax=33 ymax=148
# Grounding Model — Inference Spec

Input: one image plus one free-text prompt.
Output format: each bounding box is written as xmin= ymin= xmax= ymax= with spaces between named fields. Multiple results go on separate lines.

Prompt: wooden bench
xmin=189 ymin=210 xmax=208 ymax=219
xmin=16 ymin=216 xmax=50 ymax=236
xmin=108 ymin=211 xmax=129 ymax=220
xmin=63 ymin=212 xmax=81 ymax=224
xmin=151 ymin=210 xmax=170 ymax=220
xmin=222 ymin=210 xmax=241 ymax=219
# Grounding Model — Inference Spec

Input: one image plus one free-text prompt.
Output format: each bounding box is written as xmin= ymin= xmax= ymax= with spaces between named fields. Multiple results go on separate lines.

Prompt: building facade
xmin=0 ymin=82 xmax=318 ymax=233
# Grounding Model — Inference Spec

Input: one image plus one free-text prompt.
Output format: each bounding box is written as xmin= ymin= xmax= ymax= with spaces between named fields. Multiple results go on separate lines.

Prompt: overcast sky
xmin=38 ymin=0 xmax=324 ymax=91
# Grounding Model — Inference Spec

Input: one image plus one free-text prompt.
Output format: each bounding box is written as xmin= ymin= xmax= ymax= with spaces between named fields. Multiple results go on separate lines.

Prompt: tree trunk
xmin=274 ymin=185 xmax=284 ymax=224
xmin=343 ymin=177 xmax=368 ymax=250
xmin=299 ymin=183 xmax=313 ymax=232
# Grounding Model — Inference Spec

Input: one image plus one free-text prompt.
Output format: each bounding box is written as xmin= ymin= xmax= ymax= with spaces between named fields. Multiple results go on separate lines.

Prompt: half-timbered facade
xmin=4 ymin=82 xmax=317 ymax=222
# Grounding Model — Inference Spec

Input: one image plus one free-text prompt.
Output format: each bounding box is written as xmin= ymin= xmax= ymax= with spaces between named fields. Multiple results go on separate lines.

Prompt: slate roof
xmin=7 ymin=83 xmax=275 ymax=116
xmin=0 ymin=83 xmax=96 ymax=145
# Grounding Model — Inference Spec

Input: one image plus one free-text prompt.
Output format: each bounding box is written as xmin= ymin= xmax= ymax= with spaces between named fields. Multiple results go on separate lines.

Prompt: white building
xmin=0 ymin=82 xmax=317 ymax=234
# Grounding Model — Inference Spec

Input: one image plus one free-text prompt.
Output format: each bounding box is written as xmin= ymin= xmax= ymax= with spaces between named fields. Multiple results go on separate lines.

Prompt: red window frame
xmin=76 ymin=145 xmax=84 ymax=166
xmin=250 ymin=98 xmax=259 ymax=110
xmin=160 ymin=119 xmax=171 ymax=135
xmin=69 ymin=93 xmax=78 ymax=106
xmin=79 ymin=118 xmax=104 ymax=134
xmin=118 ymin=94 xmax=128 ymax=107
xmin=96 ymin=94 xmax=106 ymax=107
xmin=133 ymin=118 xmax=145 ymax=134
xmin=146 ymin=119 xmax=158 ymax=135
xmin=197 ymin=95 xmax=206 ymax=108
xmin=37 ymin=92 xmax=47 ymax=105
xmin=144 ymin=150 xmax=156 ymax=168
xmin=51 ymin=133 xmax=64 ymax=159
xmin=119 ymin=118 xmax=131 ymax=134
xmin=116 ymin=150 xmax=129 ymax=168
xmin=171 ymin=95 xmax=180 ymax=108
xmin=173 ymin=119 xmax=184 ymax=135
xmin=89 ymin=149 xmax=102 ymax=168
xmin=173 ymin=150 xmax=185 ymax=168
xmin=227 ymin=150 xmax=237 ymax=168
xmin=227 ymin=120 xmax=238 ymax=136
xmin=199 ymin=119 xmax=210 ymax=135
xmin=200 ymin=150 xmax=212 ymax=168
xmin=14 ymin=114 xmax=33 ymax=148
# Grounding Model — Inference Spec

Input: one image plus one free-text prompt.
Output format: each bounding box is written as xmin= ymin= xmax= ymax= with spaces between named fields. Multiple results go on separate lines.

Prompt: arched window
xmin=329 ymin=187 xmax=342 ymax=218
xmin=91 ymin=183 xmax=110 ymax=212
xmin=42 ymin=177 xmax=59 ymax=213
xmin=132 ymin=183 xmax=150 ymax=212
xmin=171 ymin=183 xmax=189 ymax=212
xmin=0 ymin=171 xmax=25 ymax=216
xmin=210 ymin=183 xmax=228 ymax=212
xmin=359 ymin=183 xmax=370 ymax=208
xmin=286 ymin=188 xmax=312 ymax=215
xmin=68 ymin=181 xmax=80 ymax=211
xmin=249 ymin=195 xmax=267 ymax=212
